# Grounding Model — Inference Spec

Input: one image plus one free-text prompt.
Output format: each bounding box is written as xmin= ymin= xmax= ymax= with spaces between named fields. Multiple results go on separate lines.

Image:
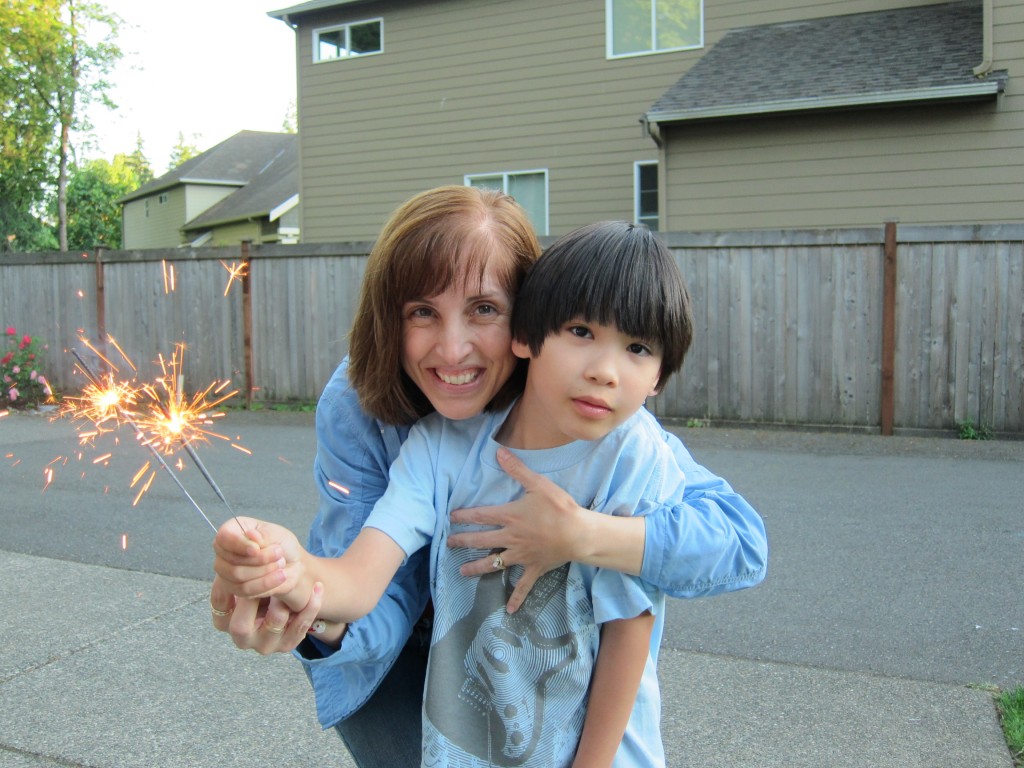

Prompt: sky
xmin=77 ymin=1 xmax=297 ymax=176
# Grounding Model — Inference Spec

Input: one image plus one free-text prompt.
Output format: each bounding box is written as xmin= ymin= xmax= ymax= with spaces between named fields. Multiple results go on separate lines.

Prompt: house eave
xmin=647 ymin=81 xmax=1004 ymax=125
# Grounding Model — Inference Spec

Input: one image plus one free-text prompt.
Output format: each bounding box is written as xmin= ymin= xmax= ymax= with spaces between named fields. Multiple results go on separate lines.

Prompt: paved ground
xmin=1 ymin=408 xmax=1020 ymax=767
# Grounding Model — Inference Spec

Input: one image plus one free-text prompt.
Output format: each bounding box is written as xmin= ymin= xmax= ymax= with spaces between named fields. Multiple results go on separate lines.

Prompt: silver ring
xmin=492 ymin=554 xmax=505 ymax=570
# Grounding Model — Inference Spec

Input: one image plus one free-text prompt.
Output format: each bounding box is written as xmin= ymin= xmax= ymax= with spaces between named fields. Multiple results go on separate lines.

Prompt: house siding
xmin=183 ymin=186 xmax=238 ymax=232
xmin=658 ymin=0 xmax=1024 ymax=231
xmin=122 ymin=188 xmax=187 ymax=249
xmin=289 ymin=0 xmax=968 ymax=240
xmin=293 ymin=0 xmax=703 ymax=241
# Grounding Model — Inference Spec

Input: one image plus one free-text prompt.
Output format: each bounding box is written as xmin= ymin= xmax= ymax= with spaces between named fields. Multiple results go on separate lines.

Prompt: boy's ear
xmin=511 ymin=338 xmax=532 ymax=360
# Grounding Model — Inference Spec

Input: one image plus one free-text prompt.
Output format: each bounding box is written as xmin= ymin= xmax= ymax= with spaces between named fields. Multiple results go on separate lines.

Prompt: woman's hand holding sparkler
xmin=210 ymin=578 xmax=327 ymax=654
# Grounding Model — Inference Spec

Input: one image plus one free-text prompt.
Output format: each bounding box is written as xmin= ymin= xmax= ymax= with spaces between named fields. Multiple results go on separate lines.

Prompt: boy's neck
xmin=494 ymin=396 xmax=575 ymax=451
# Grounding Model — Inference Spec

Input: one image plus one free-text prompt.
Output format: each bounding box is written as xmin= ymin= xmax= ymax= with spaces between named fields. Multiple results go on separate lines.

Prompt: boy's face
xmin=401 ymin=260 xmax=517 ymax=421
xmin=510 ymin=319 xmax=662 ymax=448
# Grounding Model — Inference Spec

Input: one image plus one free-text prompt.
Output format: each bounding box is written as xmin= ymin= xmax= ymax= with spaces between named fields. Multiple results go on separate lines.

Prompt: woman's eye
xmin=407 ymin=306 xmax=434 ymax=319
xmin=475 ymin=303 xmax=497 ymax=316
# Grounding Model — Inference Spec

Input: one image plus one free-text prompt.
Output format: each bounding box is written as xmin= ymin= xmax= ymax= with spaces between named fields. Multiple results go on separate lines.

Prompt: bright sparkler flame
xmin=54 ymin=337 xmax=245 ymax=506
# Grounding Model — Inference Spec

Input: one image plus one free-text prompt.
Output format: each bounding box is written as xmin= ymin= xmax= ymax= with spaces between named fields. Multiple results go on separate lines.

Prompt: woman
xmin=211 ymin=186 xmax=767 ymax=766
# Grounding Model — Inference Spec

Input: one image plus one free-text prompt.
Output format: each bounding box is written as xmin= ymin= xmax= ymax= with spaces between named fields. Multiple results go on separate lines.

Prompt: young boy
xmin=230 ymin=221 xmax=694 ymax=766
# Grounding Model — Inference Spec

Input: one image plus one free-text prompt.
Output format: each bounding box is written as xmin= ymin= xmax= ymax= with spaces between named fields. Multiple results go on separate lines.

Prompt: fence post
xmin=241 ymin=240 xmax=254 ymax=408
xmin=880 ymin=222 xmax=897 ymax=436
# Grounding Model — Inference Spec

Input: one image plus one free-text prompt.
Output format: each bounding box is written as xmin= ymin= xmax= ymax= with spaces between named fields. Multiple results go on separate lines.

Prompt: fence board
xmin=3 ymin=228 xmax=1022 ymax=433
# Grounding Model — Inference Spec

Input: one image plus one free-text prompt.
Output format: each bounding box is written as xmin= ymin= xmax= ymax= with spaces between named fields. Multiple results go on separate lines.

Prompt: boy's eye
xmin=628 ymin=342 xmax=652 ymax=356
xmin=567 ymin=325 xmax=592 ymax=339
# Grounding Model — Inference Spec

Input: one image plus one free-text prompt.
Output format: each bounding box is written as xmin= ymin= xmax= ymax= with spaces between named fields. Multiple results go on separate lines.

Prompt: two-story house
xmin=268 ymin=0 xmax=1017 ymax=241
xmin=120 ymin=131 xmax=300 ymax=248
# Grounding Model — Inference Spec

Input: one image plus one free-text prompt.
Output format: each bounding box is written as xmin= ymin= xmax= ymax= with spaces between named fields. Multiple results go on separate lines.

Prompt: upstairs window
xmin=314 ymin=19 xmax=383 ymax=62
xmin=466 ymin=170 xmax=549 ymax=236
xmin=608 ymin=0 xmax=702 ymax=58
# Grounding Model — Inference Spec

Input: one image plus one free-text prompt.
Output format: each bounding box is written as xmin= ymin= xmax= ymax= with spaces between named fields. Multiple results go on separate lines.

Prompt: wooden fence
xmin=2 ymin=225 xmax=1021 ymax=434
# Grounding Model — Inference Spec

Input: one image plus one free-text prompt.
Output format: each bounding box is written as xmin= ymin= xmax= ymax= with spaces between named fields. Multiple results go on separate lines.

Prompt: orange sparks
xmin=42 ymin=466 xmax=54 ymax=491
xmin=328 ymin=480 xmax=351 ymax=495
xmin=220 ymin=260 xmax=249 ymax=296
xmin=161 ymin=260 xmax=176 ymax=293
xmin=121 ymin=533 xmax=128 ymax=550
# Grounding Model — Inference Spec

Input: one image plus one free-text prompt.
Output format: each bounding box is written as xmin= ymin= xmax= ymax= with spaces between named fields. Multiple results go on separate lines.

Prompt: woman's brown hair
xmin=348 ymin=185 xmax=541 ymax=424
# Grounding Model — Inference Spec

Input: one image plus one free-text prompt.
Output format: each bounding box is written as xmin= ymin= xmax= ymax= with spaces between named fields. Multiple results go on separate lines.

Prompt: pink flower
xmin=11 ymin=365 xmax=19 ymax=374
xmin=30 ymin=370 xmax=37 ymax=380
xmin=5 ymin=327 xmax=14 ymax=336
xmin=43 ymin=383 xmax=52 ymax=396
xmin=8 ymin=387 xmax=17 ymax=401
xmin=22 ymin=334 xmax=31 ymax=345
xmin=0 ymin=353 xmax=11 ymax=365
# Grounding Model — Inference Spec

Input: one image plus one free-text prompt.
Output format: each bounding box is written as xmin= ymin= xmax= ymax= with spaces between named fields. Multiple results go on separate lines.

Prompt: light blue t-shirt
xmin=366 ymin=401 xmax=683 ymax=767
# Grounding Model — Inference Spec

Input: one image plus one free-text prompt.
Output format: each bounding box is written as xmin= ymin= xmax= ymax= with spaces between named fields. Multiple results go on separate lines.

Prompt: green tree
xmin=168 ymin=132 xmax=201 ymax=170
xmin=124 ymin=133 xmax=154 ymax=187
xmin=281 ymin=99 xmax=298 ymax=134
xmin=0 ymin=0 xmax=121 ymax=252
xmin=63 ymin=154 xmax=138 ymax=250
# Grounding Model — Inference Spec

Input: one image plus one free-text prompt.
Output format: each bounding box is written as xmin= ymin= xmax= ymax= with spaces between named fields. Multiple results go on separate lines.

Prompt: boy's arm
xmin=573 ymin=612 xmax=655 ymax=768
xmin=214 ymin=517 xmax=407 ymax=624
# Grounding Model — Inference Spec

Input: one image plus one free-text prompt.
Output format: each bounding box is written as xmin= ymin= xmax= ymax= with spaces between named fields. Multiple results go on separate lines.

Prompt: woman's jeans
xmin=333 ymin=629 xmax=430 ymax=767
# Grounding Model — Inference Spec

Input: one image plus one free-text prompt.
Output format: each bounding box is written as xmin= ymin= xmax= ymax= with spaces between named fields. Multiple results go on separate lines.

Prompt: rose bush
xmin=1 ymin=326 xmax=54 ymax=408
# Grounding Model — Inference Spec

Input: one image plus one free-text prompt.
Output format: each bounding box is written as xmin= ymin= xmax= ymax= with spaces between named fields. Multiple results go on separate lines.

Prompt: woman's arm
xmin=572 ymin=613 xmax=654 ymax=768
xmin=448 ymin=426 xmax=768 ymax=610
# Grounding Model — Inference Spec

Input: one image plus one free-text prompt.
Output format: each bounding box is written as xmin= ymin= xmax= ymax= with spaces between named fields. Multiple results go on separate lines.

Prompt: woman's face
xmin=401 ymin=259 xmax=517 ymax=421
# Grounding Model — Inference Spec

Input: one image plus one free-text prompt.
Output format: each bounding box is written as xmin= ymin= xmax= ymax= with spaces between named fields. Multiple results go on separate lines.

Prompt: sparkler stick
xmin=71 ymin=349 xmax=218 ymax=533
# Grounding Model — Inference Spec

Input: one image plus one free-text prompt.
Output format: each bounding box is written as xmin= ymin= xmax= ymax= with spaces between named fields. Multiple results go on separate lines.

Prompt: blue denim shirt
xmin=295 ymin=358 xmax=768 ymax=729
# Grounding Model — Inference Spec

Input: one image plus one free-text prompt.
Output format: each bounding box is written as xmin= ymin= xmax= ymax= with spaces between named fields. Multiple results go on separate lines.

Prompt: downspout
xmin=641 ymin=115 xmax=663 ymax=148
xmin=973 ymin=0 xmax=993 ymax=76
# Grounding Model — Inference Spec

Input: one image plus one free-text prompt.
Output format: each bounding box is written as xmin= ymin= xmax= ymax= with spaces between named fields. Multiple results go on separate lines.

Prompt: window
xmin=466 ymin=170 xmax=549 ymax=235
xmin=314 ymin=18 xmax=382 ymax=62
xmin=158 ymin=193 xmax=168 ymax=204
xmin=607 ymin=0 xmax=702 ymax=58
xmin=635 ymin=162 xmax=658 ymax=231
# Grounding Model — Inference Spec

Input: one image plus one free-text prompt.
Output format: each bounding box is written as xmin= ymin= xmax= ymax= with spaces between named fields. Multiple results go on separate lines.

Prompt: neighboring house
xmin=119 ymin=131 xmax=300 ymax=248
xmin=268 ymin=0 xmax=1019 ymax=241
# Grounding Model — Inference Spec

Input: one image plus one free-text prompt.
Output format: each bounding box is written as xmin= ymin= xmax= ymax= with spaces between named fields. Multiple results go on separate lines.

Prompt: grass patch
xmin=997 ymin=686 xmax=1024 ymax=766
xmin=957 ymin=418 xmax=993 ymax=440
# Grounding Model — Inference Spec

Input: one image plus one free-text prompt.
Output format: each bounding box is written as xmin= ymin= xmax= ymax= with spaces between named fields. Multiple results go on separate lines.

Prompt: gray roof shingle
xmin=120 ymin=131 xmax=297 ymax=203
xmin=647 ymin=1 xmax=1006 ymax=124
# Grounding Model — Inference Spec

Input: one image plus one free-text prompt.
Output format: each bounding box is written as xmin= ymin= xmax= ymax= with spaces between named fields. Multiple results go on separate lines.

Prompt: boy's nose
xmin=585 ymin=351 xmax=619 ymax=386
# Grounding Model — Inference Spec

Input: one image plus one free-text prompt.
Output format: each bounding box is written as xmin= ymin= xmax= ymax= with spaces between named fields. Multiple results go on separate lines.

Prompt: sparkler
xmin=61 ymin=340 xmax=247 ymax=536
xmin=70 ymin=349 xmax=219 ymax=532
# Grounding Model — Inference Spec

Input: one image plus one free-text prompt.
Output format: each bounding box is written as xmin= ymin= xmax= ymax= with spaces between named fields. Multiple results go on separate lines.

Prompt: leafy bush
xmin=1 ymin=327 xmax=54 ymax=408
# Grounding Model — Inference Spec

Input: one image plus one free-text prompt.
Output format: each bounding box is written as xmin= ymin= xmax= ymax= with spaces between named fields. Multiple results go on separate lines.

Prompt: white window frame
xmin=634 ymin=161 xmax=659 ymax=231
xmin=464 ymin=169 xmax=549 ymax=236
xmin=606 ymin=0 xmax=703 ymax=59
xmin=313 ymin=18 xmax=383 ymax=63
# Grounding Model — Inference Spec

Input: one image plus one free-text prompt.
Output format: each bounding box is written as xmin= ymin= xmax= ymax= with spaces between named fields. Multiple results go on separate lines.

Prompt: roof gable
xmin=648 ymin=2 xmax=1006 ymax=124
xmin=120 ymin=131 xmax=297 ymax=202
